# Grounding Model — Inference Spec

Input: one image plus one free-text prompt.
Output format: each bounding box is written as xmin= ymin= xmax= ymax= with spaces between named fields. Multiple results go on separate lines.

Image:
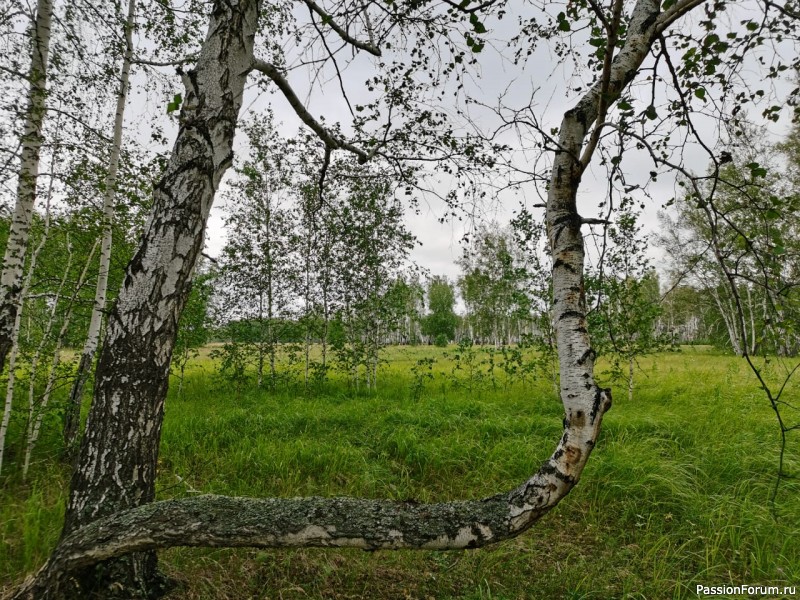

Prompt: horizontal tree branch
xmin=13 ymin=389 xmax=612 ymax=599
xmin=131 ymin=55 xmax=198 ymax=67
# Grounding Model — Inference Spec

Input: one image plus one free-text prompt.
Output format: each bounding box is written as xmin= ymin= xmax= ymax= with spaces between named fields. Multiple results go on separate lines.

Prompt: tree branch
xmin=13 ymin=389 xmax=612 ymax=598
xmin=251 ymin=59 xmax=371 ymax=163
xmin=303 ymin=0 xmax=381 ymax=56
xmin=131 ymin=56 xmax=198 ymax=67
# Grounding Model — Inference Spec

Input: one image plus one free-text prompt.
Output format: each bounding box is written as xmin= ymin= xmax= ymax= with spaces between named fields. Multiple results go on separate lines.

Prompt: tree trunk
xmin=257 ymin=293 xmax=264 ymax=388
xmin=709 ymin=285 xmax=742 ymax=354
xmin=628 ymin=355 xmax=634 ymax=403
xmin=0 ymin=0 xmax=53 ymax=375
xmin=0 ymin=151 xmax=56 ymax=476
xmin=57 ymin=1 xmax=258 ymax=597
xmin=64 ymin=0 xmax=136 ymax=457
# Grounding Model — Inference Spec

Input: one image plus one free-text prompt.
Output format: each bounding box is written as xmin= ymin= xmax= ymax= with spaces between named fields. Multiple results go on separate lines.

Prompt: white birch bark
xmin=0 ymin=0 xmax=53 ymax=375
xmin=48 ymin=1 xmax=260 ymax=596
xmin=23 ymin=240 xmax=98 ymax=479
xmin=63 ymin=0 xmax=136 ymax=454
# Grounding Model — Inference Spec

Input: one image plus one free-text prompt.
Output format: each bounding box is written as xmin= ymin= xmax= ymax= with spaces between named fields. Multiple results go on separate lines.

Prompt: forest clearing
xmin=2 ymin=346 xmax=798 ymax=599
xmin=2 ymin=0 xmax=800 ymax=596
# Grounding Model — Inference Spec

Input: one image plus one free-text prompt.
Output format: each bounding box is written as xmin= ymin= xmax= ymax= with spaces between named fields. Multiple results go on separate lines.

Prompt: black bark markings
xmin=577 ymin=348 xmax=596 ymax=365
xmin=589 ymin=387 xmax=612 ymax=424
xmin=558 ymin=310 xmax=584 ymax=322
xmin=539 ymin=462 xmax=576 ymax=486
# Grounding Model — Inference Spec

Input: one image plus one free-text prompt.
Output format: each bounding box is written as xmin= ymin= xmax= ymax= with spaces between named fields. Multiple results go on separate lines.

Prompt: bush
xmin=434 ymin=333 xmax=449 ymax=347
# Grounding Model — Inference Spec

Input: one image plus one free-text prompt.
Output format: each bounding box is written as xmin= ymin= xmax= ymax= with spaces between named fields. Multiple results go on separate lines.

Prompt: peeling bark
xmin=0 ymin=0 xmax=53 ymax=375
xmin=58 ymin=0 xmax=259 ymax=596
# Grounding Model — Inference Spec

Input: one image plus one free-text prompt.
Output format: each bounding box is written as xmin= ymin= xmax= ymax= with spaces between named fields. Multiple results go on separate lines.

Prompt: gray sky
xmin=193 ymin=1 xmax=797 ymax=285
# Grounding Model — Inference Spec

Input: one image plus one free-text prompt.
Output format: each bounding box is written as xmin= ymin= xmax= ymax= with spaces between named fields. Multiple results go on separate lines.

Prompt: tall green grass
xmin=1 ymin=346 xmax=798 ymax=599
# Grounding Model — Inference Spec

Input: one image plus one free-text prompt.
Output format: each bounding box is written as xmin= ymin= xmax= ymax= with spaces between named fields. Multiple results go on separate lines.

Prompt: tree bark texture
xmin=11 ymin=0 xmax=709 ymax=598
xmin=58 ymin=0 xmax=258 ymax=596
xmin=0 ymin=0 xmax=53 ymax=375
xmin=63 ymin=0 xmax=137 ymax=458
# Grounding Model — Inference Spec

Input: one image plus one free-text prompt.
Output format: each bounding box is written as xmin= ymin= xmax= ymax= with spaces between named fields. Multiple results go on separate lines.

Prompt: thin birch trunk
xmin=257 ymin=293 xmax=264 ymax=388
xmin=63 ymin=0 xmax=135 ymax=456
xmin=0 ymin=0 xmax=53 ymax=374
xmin=709 ymin=285 xmax=742 ymax=354
xmin=303 ymin=231 xmax=312 ymax=388
xmin=321 ymin=282 xmax=328 ymax=370
xmin=628 ymin=355 xmax=634 ymax=402
xmin=0 ymin=309 xmax=24 ymax=476
xmin=0 ymin=187 xmax=54 ymax=475
xmin=266 ymin=232 xmax=276 ymax=391
xmin=746 ymin=285 xmax=756 ymax=354
xmin=23 ymin=240 xmax=98 ymax=479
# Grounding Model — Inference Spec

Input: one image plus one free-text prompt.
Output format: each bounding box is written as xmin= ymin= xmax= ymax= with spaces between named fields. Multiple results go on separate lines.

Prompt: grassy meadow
xmin=1 ymin=345 xmax=799 ymax=599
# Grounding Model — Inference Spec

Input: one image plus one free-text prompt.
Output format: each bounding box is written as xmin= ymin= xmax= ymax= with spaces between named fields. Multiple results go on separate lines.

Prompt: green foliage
xmin=458 ymin=224 xmax=534 ymax=346
xmin=210 ymin=341 xmax=254 ymax=400
xmin=408 ymin=356 xmax=435 ymax=400
xmin=588 ymin=201 xmax=670 ymax=397
xmin=659 ymin=124 xmax=800 ymax=357
xmin=421 ymin=276 xmax=458 ymax=343
xmin=166 ymin=93 xmax=182 ymax=114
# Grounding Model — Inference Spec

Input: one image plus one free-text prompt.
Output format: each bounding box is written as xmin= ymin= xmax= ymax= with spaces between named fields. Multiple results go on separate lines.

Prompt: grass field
xmin=1 ymin=345 xmax=798 ymax=599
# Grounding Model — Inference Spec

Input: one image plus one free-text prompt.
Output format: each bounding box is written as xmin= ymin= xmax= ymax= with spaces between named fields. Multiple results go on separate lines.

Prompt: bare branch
xmin=131 ymin=56 xmax=197 ymax=67
xmin=656 ymin=0 xmax=707 ymax=33
xmin=251 ymin=59 xmax=369 ymax=163
xmin=439 ymin=0 xmax=501 ymax=15
xmin=581 ymin=217 xmax=611 ymax=225
xmin=303 ymin=0 xmax=381 ymax=56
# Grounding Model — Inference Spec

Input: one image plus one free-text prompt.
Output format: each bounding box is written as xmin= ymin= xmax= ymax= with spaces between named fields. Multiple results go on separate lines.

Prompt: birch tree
xmin=63 ymin=0 xmax=137 ymax=456
xmin=11 ymin=0 xmax=800 ymax=598
xmin=0 ymin=0 xmax=53 ymax=375
xmin=217 ymin=119 xmax=295 ymax=391
xmin=588 ymin=201 xmax=666 ymax=401
xmin=422 ymin=275 xmax=458 ymax=345
xmin=328 ymin=170 xmax=416 ymax=391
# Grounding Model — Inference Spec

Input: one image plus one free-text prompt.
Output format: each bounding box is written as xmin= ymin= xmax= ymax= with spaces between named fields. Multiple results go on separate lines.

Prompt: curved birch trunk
xmin=12 ymin=0 xmax=707 ymax=597
xmin=63 ymin=0 xmax=136 ymax=458
xmin=0 ymin=0 xmax=53 ymax=375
